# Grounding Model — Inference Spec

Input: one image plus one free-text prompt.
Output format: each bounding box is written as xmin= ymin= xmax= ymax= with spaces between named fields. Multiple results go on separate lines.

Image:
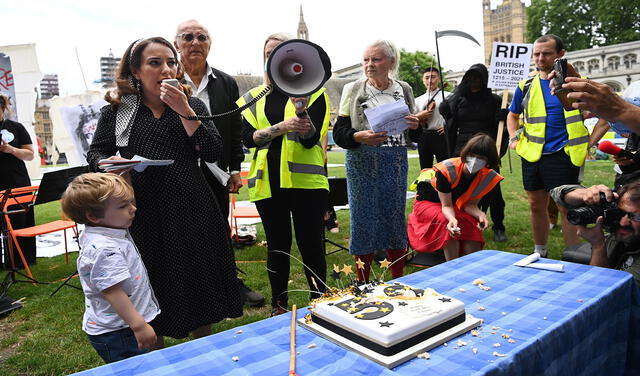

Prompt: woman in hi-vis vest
xmin=332 ymin=40 xmax=420 ymax=281
xmin=238 ymin=33 xmax=330 ymax=317
xmin=407 ymin=134 xmax=504 ymax=261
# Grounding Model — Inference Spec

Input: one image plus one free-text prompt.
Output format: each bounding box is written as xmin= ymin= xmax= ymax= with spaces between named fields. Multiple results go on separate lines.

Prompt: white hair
xmin=366 ymin=39 xmax=400 ymax=79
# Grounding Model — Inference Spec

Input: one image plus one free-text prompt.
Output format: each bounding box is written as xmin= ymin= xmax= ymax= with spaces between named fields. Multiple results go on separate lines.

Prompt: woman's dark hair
xmin=0 ymin=94 xmax=8 ymax=113
xmin=460 ymin=133 xmax=500 ymax=169
xmin=106 ymin=37 xmax=190 ymax=104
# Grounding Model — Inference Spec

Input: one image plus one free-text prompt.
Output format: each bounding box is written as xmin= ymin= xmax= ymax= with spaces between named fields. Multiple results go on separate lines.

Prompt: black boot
xmin=238 ymin=278 xmax=265 ymax=307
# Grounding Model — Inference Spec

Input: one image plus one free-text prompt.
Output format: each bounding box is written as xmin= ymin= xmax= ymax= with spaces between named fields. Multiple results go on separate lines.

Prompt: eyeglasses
xmin=177 ymin=33 xmax=209 ymax=42
xmin=624 ymin=211 xmax=640 ymax=222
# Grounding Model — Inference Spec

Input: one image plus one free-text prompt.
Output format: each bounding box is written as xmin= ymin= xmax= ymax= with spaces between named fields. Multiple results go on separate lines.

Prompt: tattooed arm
xmin=251 ymin=116 xmax=312 ymax=146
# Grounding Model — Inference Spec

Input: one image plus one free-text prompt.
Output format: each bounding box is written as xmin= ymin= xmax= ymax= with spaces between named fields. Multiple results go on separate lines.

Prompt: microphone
xmin=598 ymin=140 xmax=640 ymax=163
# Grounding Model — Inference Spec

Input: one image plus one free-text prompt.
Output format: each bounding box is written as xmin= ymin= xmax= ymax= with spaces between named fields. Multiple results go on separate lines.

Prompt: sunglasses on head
xmin=177 ymin=33 xmax=209 ymax=42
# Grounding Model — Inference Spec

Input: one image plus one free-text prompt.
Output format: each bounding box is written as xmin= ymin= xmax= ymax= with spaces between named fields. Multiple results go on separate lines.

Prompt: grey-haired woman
xmin=333 ymin=40 xmax=420 ymax=281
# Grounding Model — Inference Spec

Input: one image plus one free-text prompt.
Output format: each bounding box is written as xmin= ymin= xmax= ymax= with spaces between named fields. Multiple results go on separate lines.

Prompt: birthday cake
xmin=309 ymin=282 xmax=466 ymax=356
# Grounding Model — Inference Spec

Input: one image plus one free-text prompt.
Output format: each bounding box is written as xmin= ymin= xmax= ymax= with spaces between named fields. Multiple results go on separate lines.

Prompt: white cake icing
xmin=311 ymin=282 xmax=465 ymax=348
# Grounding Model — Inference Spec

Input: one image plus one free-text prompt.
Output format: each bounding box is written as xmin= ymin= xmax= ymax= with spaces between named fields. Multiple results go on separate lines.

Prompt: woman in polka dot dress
xmin=87 ymin=37 xmax=242 ymax=344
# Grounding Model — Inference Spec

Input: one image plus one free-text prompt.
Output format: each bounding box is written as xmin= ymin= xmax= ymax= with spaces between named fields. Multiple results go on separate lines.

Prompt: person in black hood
xmin=439 ymin=63 xmax=509 ymax=242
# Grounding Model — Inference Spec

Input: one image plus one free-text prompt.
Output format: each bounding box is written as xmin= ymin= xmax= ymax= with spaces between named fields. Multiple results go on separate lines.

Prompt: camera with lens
xmin=567 ymin=192 xmax=624 ymax=229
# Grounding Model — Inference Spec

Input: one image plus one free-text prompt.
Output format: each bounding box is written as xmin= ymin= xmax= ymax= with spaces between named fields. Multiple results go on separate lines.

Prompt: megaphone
xmin=266 ymin=39 xmax=332 ymax=98
xmin=176 ymin=39 xmax=332 ymax=122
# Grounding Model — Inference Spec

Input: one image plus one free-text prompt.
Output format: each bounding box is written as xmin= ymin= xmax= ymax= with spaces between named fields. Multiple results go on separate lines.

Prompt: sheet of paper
xmin=98 ymin=156 xmax=174 ymax=172
xmin=513 ymin=252 xmax=540 ymax=267
xmin=363 ymin=100 xmax=410 ymax=136
xmin=205 ymin=161 xmax=230 ymax=186
xmin=130 ymin=155 xmax=173 ymax=172
xmin=523 ymin=263 xmax=565 ymax=272
xmin=98 ymin=159 xmax=140 ymax=172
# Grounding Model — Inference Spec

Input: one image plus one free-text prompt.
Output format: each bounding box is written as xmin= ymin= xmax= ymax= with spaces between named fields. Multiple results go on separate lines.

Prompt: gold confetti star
xmin=379 ymin=258 xmax=391 ymax=268
xmin=355 ymin=314 xmax=364 ymax=318
xmin=355 ymin=259 xmax=366 ymax=269
xmin=380 ymin=307 xmax=390 ymax=313
xmin=341 ymin=264 xmax=353 ymax=275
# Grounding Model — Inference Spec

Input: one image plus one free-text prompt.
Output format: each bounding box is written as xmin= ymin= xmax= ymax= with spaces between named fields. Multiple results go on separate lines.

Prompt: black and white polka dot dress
xmin=87 ymin=97 xmax=243 ymax=338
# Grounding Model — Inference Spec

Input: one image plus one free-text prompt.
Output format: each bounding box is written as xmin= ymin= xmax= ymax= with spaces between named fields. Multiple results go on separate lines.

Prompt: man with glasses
xmin=174 ymin=19 xmax=265 ymax=307
xmin=551 ymin=182 xmax=640 ymax=285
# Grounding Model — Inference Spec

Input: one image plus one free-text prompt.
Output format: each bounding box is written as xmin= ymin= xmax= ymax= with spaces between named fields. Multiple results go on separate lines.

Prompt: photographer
xmin=551 ymin=183 xmax=640 ymax=285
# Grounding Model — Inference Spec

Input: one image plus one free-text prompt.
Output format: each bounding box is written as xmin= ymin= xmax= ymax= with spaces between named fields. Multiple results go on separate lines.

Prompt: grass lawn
xmin=0 ymin=150 xmax=615 ymax=375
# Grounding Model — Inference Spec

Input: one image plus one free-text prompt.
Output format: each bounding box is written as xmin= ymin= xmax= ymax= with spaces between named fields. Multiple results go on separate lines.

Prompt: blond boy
xmin=62 ymin=173 xmax=159 ymax=363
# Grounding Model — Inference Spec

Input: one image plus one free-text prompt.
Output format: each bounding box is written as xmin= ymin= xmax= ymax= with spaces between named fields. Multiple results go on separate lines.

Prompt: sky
xmin=0 ymin=0 xmax=525 ymax=96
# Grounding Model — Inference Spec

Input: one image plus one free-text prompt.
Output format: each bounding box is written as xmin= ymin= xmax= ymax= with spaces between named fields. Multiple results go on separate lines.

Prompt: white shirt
xmin=183 ymin=64 xmax=215 ymax=114
xmin=414 ymin=89 xmax=452 ymax=130
xmin=77 ymin=226 xmax=160 ymax=335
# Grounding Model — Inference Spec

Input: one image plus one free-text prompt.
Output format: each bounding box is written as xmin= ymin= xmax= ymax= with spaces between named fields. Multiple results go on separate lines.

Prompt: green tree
xmin=595 ymin=0 xmax=640 ymax=45
xmin=398 ymin=50 xmax=449 ymax=97
xmin=526 ymin=0 xmax=640 ymax=50
xmin=526 ymin=0 xmax=598 ymax=51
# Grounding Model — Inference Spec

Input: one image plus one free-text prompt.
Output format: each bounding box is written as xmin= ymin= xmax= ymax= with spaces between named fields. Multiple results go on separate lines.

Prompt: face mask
xmin=465 ymin=157 xmax=486 ymax=174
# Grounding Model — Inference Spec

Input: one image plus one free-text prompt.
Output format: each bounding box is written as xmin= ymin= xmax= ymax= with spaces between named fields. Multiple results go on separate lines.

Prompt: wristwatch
xmin=509 ymin=135 xmax=519 ymax=144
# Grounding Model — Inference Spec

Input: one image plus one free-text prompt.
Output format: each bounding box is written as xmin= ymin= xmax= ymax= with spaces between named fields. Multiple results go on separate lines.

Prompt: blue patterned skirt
xmin=345 ymin=145 xmax=408 ymax=255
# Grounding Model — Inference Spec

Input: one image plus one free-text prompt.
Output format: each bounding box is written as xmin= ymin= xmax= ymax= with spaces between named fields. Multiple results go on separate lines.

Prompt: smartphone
xmin=162 ymin=79 xmax=180 ymax=88
xmin=551 ymin=58 xmax=568 ymax=89
xmin=552 ymin=58 xmax=578 ymax=111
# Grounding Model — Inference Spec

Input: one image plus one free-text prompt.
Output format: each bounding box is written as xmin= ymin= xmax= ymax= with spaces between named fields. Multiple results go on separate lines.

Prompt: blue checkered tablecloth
xmin=72 ymin=250 xmax=640 ymax=376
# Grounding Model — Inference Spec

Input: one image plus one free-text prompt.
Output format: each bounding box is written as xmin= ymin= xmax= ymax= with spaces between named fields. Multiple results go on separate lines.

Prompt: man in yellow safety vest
xmin=506 ymin=34 xmax=588 ymax=257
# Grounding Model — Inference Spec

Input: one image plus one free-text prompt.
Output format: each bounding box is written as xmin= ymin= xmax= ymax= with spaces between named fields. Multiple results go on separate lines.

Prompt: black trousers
xmin=479 ymin=167 xmax=505 ymax=231
xmin=418 ymin=130 xmax=449 ymax=169
xmin=255 ymin=187 xmax=327 ymax=307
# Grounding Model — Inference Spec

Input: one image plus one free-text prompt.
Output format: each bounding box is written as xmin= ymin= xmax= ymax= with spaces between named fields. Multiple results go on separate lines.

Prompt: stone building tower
xmin=482 ymin=0 xmax=528 ymax=64
xmin=297 ymin=5 xmax=309 ymax=40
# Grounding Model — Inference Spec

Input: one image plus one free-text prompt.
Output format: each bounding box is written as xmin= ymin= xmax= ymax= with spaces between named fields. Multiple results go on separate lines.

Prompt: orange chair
xmin=229 ymin=171 xmax=261 ymax=242
xmin=2 ymin=186 xmax=78 ymax=280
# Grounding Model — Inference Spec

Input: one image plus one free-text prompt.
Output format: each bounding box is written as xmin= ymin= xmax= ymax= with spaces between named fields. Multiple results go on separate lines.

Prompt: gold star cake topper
xmin=341 ymin=264 xmax=353 ymax=275
xmin=379 ymin=258 xmax=391 ymax=269
xmin=355 ymin=259 xmax=366 ymax=270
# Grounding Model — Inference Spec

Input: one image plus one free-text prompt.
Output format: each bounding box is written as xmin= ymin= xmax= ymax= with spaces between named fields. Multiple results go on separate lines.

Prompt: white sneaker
xmin=534 ymin=249 xmax=547 ymax=257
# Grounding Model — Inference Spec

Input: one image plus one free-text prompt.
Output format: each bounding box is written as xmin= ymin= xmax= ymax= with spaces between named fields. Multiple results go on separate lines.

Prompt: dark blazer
xmin=198 ymin=66 xmax=245 ymax=177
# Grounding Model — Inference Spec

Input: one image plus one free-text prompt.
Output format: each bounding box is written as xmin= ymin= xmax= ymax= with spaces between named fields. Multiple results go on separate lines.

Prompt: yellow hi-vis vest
xmin=236 ymin=86 xmax=330 ymax=202
xmin=515 ymin=75 xmax=588 ymax=166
